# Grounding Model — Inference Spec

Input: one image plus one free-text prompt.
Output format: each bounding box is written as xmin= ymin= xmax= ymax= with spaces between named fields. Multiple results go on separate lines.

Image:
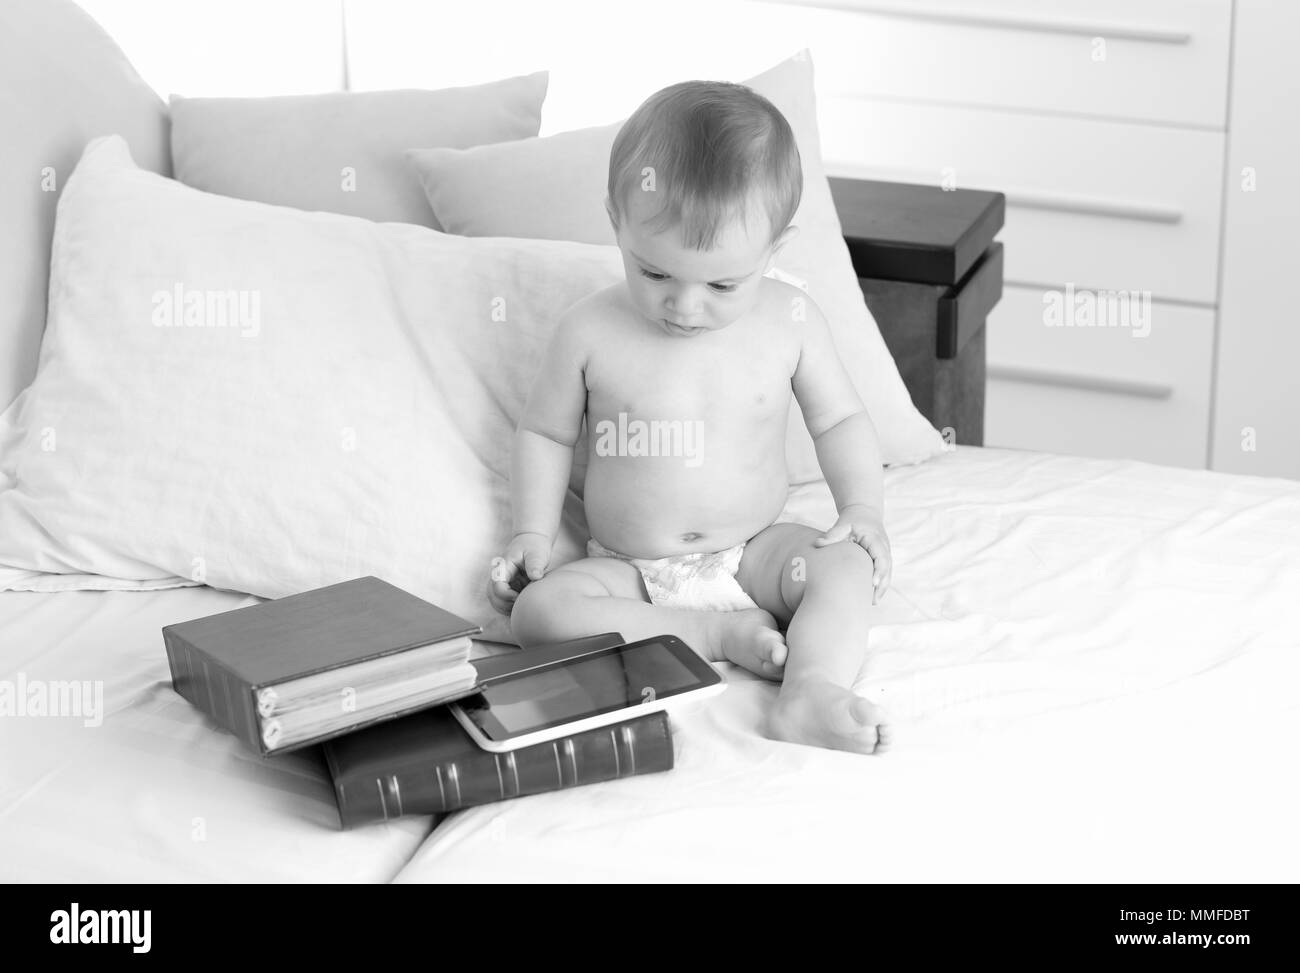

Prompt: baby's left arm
xmin=790 ymin=298 xmax=892 ymax=600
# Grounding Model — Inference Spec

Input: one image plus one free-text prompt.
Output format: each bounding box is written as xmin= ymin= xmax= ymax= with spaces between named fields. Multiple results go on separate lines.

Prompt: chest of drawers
xmin=777 ymin=0 xmax=1233 ymax=469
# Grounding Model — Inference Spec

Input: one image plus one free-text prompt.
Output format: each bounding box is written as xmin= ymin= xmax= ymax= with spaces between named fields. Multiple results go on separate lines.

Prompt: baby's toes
xmin=849 ymin=696 xmax=882 ymax=725
xmin=757 ymin=631 xmax=787 ymax=676
xmin=874 ymin=721 xmax=894 ymax=754
xmin=762 ymin=631 xmax=788 ymax=666
xmin=848 ymin=697 xmax=890 ymax=753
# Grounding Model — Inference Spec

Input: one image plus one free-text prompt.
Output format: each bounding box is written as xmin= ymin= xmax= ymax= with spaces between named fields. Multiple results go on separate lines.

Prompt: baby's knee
xmin=508 ymin=570 xmax=604 ymax=645
xmin=798 ymin=539 xmax=874 ymax=586
xmin=510 ymin=574 xmax=564 ymax=634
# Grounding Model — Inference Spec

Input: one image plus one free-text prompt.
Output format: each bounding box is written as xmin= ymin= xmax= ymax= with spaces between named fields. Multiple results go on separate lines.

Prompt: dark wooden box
xmin=829 ymin=177 xmax=1005 ymax=448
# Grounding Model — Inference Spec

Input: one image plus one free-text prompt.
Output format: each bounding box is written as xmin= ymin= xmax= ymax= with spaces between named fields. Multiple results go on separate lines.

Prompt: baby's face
xmin=612 ymin=189 xmax=790 ymax=338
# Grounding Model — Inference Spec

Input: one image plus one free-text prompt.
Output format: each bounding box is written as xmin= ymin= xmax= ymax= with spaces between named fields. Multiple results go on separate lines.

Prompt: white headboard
xmin=0 ymin=0 xmax=170 ymax=411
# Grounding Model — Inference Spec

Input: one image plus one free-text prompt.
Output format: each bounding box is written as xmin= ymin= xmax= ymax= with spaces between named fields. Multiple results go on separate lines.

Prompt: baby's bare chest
xmin=586 ymin=329 xmax=795 ymax=424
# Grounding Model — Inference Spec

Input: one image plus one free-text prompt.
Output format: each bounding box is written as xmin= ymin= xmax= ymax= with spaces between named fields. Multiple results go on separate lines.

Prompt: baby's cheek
xmin=630 ymin=280 xmax=658 ymax=313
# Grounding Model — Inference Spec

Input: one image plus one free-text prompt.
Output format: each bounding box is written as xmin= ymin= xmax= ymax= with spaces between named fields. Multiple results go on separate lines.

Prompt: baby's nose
xmin=668 ymin=287 xmax=704 ymax=314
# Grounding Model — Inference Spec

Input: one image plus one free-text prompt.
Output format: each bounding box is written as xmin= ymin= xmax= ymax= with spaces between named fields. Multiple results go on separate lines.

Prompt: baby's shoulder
xmin=750 ymin=274 xmax=828 ymax=348
xmin=556 ymin=283 xmax=633 ymax=338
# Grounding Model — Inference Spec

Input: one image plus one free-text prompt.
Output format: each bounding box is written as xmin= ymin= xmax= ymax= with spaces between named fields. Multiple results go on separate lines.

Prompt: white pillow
xmin=406 ymin=52 xmax=946 ymax=476
xmin=0 ymin=136 xmax=625 ymax=640
xmin=169 ymin=71 xmax=549 ymax=229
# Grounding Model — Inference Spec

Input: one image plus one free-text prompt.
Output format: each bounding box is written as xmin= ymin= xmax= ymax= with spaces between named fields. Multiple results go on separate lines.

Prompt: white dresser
xmin=770 ymin=0 xmax=1234 ymax=470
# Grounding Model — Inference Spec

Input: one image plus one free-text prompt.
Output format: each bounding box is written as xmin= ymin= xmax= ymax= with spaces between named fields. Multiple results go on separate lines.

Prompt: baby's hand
xmin=486 ymin=532 xmax=552 ymax=615
xmin=814 ymin=505 xmax=892 ymax=604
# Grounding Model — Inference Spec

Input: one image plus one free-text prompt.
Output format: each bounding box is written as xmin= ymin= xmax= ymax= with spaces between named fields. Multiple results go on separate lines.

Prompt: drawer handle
xmin=827 ymin=164 xmax=1183 ymax=224
xmin=795 ymin=1 xmax=1193 ymax=44
xmin=1009 ymin=188 xmax=1182 ymax=224
xmin=989 ymin=363 xmax=1173 ymax=399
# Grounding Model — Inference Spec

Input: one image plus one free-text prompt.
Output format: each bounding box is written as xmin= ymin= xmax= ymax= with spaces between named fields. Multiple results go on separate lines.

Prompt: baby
xmin=489 ymin=81 xmax=893 ymax=755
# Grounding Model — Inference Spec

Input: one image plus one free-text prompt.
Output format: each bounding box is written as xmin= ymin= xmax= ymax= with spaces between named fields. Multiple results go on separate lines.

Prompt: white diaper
xmin=585 ymin=537 xmax=759 ymax=612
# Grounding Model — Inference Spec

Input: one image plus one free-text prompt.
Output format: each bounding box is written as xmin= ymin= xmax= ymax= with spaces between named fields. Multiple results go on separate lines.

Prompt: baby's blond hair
xmin=607 ymin=81 xmax=802 ymax=250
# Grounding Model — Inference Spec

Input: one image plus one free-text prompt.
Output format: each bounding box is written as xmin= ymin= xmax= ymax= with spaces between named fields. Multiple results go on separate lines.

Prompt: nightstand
xmin=829 ymin=177 xmax=1005 ymax=447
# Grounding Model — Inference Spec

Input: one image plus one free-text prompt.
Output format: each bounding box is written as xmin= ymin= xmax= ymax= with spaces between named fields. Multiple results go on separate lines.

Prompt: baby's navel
xmin=680 ymin=531 xmax=704 ymax=543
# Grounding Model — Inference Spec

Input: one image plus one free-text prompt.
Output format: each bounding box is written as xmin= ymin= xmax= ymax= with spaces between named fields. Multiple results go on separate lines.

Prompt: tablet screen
xmin=459 ymin=639 xmax=714 ymax=740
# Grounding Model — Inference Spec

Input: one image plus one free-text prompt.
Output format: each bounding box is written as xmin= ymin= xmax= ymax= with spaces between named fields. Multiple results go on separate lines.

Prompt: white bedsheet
xmin=4 ymin=445 xmax=1296 ymax=882
xmin=392 ymin=446 xmax=1300 ymax=882
xmin=0 ymin=585 xmax=435 ymax=882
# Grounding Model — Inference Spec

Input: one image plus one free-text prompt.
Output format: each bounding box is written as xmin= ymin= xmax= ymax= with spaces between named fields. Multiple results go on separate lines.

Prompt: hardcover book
xmin=323 ymin=693 xmax=674 ymax=829
xmin=163 ymin=576 xmax=480 ymax=755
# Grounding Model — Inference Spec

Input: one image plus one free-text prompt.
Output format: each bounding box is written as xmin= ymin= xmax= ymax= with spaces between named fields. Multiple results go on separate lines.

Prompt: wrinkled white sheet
xmin=392 ymin=446 xmax=1300 ymax=882
xmin=0 ymin=585 xmax=434 ymax=882
xmin=4 ymin=446 xmax=1296 ymax=882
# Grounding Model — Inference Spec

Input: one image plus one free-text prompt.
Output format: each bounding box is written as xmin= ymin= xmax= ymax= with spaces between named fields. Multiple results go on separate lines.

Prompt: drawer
xmin=343 ymin=2 xmax=1229 ymax=131
xmin=821 ymin=99 xmax=1225 ymax=305
xmin=761 ymin=0 xmax=1231 ymax=128
xmin=984 ymin=285 xmax=1214 ymax=469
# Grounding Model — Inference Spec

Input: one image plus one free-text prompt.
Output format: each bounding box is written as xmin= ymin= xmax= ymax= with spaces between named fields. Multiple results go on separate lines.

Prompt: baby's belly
xmin=583 ymin=436 xmax=790 ymax=558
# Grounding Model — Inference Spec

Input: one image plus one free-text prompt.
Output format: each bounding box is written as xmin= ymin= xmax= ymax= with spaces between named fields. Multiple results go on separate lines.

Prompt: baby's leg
xmin=736 ymin=524 xmax=891 ymax=755
xmin=510 ymin=557 xmax=787 ymax=677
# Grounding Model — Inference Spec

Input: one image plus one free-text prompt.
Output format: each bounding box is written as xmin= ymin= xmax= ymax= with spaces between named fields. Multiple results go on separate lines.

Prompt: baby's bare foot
xmin=703 ymin=608 xmax=787 ymax=680
xmin=768 ymin=679 xmax=891 ymax=755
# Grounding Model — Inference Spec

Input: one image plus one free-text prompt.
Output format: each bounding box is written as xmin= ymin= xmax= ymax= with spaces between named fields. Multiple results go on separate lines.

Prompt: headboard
xmin=0 ymin=0 xmax=170 ymax=411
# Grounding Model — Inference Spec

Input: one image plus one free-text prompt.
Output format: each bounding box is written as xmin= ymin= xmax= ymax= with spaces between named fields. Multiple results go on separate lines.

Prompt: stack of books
xmin=163 ymin=576 xmax=674 ymax=829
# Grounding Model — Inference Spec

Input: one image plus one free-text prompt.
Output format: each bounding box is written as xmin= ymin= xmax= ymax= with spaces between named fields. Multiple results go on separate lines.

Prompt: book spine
xmin=163 ymin=627 xmax=264 ymax=754
xmin=333 ymin=712 xmax=674 ymax=828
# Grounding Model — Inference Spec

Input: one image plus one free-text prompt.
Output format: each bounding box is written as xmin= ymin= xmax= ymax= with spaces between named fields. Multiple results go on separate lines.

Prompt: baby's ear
xmin=767 ymin=224 xmax=800 ymax=266
xmin=604 ymin=197 xmax=620 ymax=235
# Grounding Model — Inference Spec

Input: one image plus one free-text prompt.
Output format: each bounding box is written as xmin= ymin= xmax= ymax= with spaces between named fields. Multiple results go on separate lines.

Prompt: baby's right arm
xmin=488 ymin=310 xmax=591 ymax=614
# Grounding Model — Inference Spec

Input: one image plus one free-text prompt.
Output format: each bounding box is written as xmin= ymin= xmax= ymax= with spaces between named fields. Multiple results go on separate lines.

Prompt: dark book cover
xmin=324 ymin=631 xmax=677 ymax=829
xmin=322 ymin=705 xmax=674 ymax=829
xmin=163 ymin=576 xmax=480 ymax=755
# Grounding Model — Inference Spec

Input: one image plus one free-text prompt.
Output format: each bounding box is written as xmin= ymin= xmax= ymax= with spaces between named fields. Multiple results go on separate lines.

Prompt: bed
xmin=2 ymin=0 xmax=1297 ymax=884
xmin=395 ymin=446 xmax=1300 ymax=882
xmin=4 ymin=444 xmax=1297 ymax=882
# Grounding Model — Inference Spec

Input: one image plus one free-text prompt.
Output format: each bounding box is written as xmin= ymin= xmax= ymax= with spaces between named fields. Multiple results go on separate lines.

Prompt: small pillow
xmin=406 ymin=53 xmax=944 ymax=475
xmin=170 ymin=71 xmax=548 ymax=228
xmin=409 ymin=123 xmax=616 ymax=244
xmin=0 ymin=136 xmax=625 ymax=640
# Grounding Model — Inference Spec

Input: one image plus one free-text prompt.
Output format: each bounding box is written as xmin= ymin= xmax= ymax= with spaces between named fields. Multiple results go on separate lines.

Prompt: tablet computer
xmin=449 ymin=634 xmax=725 ymax=752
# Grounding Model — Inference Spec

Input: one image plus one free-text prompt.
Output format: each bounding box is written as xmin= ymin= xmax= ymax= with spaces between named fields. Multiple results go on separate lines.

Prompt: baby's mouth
xmin=662 ymin=319 xmax=704 ymax=336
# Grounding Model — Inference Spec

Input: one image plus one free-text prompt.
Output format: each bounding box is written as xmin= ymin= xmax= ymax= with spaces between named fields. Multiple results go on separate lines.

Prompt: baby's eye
xmin=709 ymin=283 xmax=737 ymax=293
xmin=639 ymin=269 xmax=667 ymax=281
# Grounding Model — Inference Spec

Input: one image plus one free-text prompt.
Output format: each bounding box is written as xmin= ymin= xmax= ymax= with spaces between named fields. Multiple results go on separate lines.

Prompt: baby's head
xmin=606 ymin=80 xmax=802 ymax=337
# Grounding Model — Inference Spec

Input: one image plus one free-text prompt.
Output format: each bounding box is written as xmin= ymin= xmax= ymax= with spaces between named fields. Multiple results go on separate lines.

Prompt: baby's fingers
xmin=521 ymin=549 xmax=549 ymax=582
xmin=814 ymin=521 xmax=853 ymax=547
xmin=857 ymin=538 xmax=892 ymax=603
xmin=486 ymin=576 xmax=518 ymax=615
xmin=873 ymin=566 xmax=892 ymax=603
xmin=489 ymin=556 xmax=526 ymax=600
xmin=490 ymin=555 xmax=518 ymax=586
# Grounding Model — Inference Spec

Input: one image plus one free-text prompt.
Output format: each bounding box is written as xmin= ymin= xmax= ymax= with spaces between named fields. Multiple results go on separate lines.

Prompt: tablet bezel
xmin=451 ymin=634 xmax=723 ymax=749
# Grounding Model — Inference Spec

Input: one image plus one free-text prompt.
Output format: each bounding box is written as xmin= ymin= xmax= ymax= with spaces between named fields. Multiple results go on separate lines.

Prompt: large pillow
xmin=406 ymin=53 xmax=945 ymax=476
xmin=0 ymin=136 xmax=624 ymax=641
xmin=170 ymin=71 xmax=548 ymax=228
xmin=0 ymin=0 xmax=170 ymax=414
